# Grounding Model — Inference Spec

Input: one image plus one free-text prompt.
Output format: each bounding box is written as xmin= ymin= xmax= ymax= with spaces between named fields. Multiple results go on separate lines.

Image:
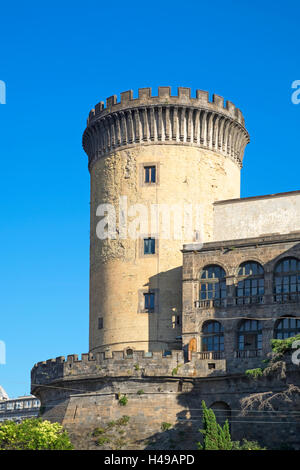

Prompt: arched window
xmin=274 ymin=257 xmax=300 ymax=303
xmin=210 ymin=401 xmax=231 ymax=428
xmin=274 ymin=316 xmax=300 ymax=339
xmin=238 ymin=319 xmax=262 ymax=351
xmin=200 ymin=265 xmax=226 ymax=307
xmin=236 ymin=261 xmax=264 ymax=305
xmin=202 ymin=321 xmax=224 ymax=352
xmin=126 ymin=348 xmax=133 ymax=357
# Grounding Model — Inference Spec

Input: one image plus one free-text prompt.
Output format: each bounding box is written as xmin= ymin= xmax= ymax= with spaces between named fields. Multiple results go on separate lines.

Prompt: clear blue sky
xmin=0 ymin=0 xmax=299 ymax=398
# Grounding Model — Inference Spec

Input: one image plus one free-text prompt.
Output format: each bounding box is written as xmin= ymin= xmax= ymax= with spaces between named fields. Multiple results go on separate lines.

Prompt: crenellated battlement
xmin=33 ymin=349 xmax=185 ymax=366
xmin=31 ymin=350 xmax=227 ymax=392
xmin=86 ymin=87 xmax=245 ymax=125
xmin=82 ymin=86 xmax=250 ymax=169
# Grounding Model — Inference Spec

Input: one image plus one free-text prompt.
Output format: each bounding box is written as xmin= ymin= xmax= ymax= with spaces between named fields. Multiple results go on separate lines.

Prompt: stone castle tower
xmin=82 ymin=87 xmax=250 ymax=355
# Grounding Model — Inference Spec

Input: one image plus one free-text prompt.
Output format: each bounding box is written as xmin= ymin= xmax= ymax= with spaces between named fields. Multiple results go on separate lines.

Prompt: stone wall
xmin=31 ymin=350 xmax=226 ymax=384
xmin=213 ymin=190 xmax=300 ymax=242
xmin=31 ymin=353 xmax=300 ymax=450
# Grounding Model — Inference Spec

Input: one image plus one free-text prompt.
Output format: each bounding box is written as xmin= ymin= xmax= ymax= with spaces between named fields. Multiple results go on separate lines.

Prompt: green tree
xmin=198 ymin=401 xmax=233 ymax=450
xmin=0 ymin=418 xmax=73 ymax=450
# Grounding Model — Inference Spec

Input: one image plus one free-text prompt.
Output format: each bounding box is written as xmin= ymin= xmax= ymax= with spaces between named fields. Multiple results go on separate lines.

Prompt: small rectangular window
xmin=144 ymin=292 xmax=155 ymax=311
xmin=144 ymin=238 xmax=155 ymax=255
xmin=98 ymin=317 xmax=104 ymax=329
xmin=144 ymin=166 xmax=156 ymax=183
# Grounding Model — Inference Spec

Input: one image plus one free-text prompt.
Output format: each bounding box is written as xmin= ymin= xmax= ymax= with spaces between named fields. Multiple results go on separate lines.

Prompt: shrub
xmin=118 ymin=395 xmax=128 ymax=406
xmin=0 ymin=418 xmax=73 ymax=450
xmin=171 ymin=363 xmax=183 ymax=376
xmin=271 ymin=334 xmax=300 ymax=358
xmin=116 ymin=415 xmax=130 ymax=426
xmin=92 ymin=427 xmax=105 ymax=436
xmin=134 ymin=364 xmax=140 ymax=371
xmin=161 ymin=422 xmax=172 ymax=431
xmin=106 ymin=420 xmax=116 ymax=429
xmin=232 ymin=439 xmax=266 ymax=450
xmin=137 ymin=389 xmax=145 ymax=395
xmin=97 ymin=436 xmax=110 ymax=447
xmin=114 ymin=437 xmax=126 ymax=449
xmin=245 ymin=368 xmax=264 ymax=379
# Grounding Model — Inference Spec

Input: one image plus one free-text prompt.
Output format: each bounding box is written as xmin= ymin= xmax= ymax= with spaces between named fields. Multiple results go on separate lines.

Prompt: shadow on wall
xmin=147 ymin=266 xmax=182 ymax=352
xmin=141 ymin=373 xmax=300 ymax=451
xmin=141 ymin=243 xmax=300 ymax=450
xmin=141 ymin=392 xmax=232 ymax=450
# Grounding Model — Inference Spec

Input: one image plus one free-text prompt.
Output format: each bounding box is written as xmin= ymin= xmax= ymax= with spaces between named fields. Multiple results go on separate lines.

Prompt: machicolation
xmin=82 ymin=87 xmax=250 ymax=169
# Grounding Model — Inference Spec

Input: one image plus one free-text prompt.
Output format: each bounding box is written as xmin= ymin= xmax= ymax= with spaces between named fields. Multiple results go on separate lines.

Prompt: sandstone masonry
xmin=31 ymin=86 xmax=300 ymax=450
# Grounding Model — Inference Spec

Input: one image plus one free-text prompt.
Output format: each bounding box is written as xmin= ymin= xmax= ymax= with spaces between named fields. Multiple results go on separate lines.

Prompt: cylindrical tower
xmin=82 ymin=86 xmax=249 ymax=354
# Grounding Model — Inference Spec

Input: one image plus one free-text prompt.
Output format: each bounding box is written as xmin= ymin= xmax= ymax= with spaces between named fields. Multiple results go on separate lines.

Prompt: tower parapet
xmin=83 ymin=87 xmax=250 ymax=170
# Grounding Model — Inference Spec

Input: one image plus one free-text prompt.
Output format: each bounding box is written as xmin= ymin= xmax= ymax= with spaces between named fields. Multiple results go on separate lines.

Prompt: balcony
xmin=198 ymin=351 xmax=225 ymax=360
xmin=273 ymin=293 xmax=300 ymax=304
xmin=193 ymin=293 xmax=300 ymax=311
xmin=196 ymin=350 xmax=261 ymax=360
xmin=194 ymin=296 xmax=264 ymax=309
xmin=234 ymin=295 xmax=264 ymax=305
xmin=234 ymin=349 xmax=262 ymax=358
xmin=194 ymin=299 xmax=227 ymax=309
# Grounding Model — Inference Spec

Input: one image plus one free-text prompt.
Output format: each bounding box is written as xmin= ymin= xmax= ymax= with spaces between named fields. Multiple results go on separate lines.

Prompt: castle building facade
xmin=182 ymin=222 xmax=300 ymax=373
xmin=31 ymin=87 xmax=300 ymax=449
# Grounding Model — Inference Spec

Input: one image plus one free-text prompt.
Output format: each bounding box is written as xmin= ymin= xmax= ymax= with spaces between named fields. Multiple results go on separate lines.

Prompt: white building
xmin=0 ymin=386 xmax=40 ymax=422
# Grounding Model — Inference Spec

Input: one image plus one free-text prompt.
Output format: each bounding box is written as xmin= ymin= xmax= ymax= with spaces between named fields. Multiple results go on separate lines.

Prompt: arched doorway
xmin=188 ymin=338 xmax=197 ymax=361
xmin=210 ymin=401 xmax=231 ymax=428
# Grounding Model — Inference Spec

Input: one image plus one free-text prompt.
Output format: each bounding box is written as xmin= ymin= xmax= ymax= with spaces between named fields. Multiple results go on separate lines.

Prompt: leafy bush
xmin=271 ymin=334 xmax=300 ymax=358
xmin=137 ymin=389 xmax=145 ymax=395
xmin=92 ymin=427 xmax=105 ymax=436
xmin=118 ymin=395 xmax=128 ymax=406
xmin=0 ymin=418 xmax=73 ymax=450
xmin=114 ymin=437 xmax=126 ymax=449
xmin=116 ymin=415 xmax=130 ymax=426
xmin=245 ymin=368 xmax=264 ymax=379
xmin=232 ymin=439 xmax=266 ymax=450
xmin=171 ymin=363 xmax=183 ymax=376
xmin=161 ymin=422 xmax=172 ymax=431
xmin=106 ymin=420 xmax=116 ymax=429
xmin=97 ymin=436 xmax=110 ymax=447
